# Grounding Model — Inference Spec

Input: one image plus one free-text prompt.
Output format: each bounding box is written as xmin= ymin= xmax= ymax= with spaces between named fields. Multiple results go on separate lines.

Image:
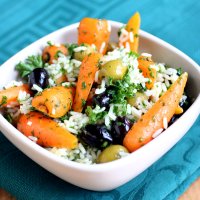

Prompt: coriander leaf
xmin=15 ymin=55 xmax=43 ymax=78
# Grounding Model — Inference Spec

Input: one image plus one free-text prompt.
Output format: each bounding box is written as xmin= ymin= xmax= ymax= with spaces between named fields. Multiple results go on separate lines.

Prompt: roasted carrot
xmin=138 ymin=56 xmax=156 ymax=89
xmin=55 ymin=74 xmax=68 ymax=85
xmin=123 ymin=72 xmax=188 ymax=152
xmin=17 ymin=111 xmax=78 ymax=149
xmin=42 ymin=44 xmax=68 ymax=64
xmin=72 ymin=53 xmax=102 ymax=112
xmin=32 ymin=86 xmax=73 ymax=118
xmin=0 ymin=84 xmax=30 ymax=107
xmin=119 ymin=12 xmax=141 ymax=53
xmin=78 ymin=18 xmax=111 ymax=54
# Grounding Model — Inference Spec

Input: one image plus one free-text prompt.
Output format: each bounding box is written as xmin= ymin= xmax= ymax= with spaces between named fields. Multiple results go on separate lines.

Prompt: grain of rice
xmin=141 ymin=53 xmax=152 ymax=57
xmin=125 ymin=42 xmax=130 ymax=51
xmin=4 ymin=80 xmax=23 ymax=89
xmin=95 ymin=70 xmax=99 ymax=82
xmin=152 ymin=128 xmax=164 ymax=138
xmin=129 ymin=32 xmax=134 ymax=42
xmin=28 ymin=136 xmax=38 ymax=143
xmin=32 ymin=84 xmax=43 ymax=92
xmin=27 ymin=121 xmax=32 ymax=126
xmin=73 ymin=46 xmax=87 ymax=52
xmin=99 ymin=42 xmax=106 ymax=54
xmin=107 ymin=22 xmax=111 ymax=32
xmin=163 ymin=117 xmax=168 ymax=129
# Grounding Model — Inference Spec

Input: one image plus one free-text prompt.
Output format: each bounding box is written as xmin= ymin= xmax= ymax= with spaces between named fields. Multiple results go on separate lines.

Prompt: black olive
xmin=169 ymin=95 xmax=191 ymax=126
xmin=92 ymin=86 xmax=116 ymax=110
xmin=28 ymin=68 xmax=49 ymax=91
xmin=111 ymin=117 xmax=132 ymax=144
xmin=79 ymin=124 xmax=113 ymax=148
xmin=179 ymin=95 xmax=191 ymax=111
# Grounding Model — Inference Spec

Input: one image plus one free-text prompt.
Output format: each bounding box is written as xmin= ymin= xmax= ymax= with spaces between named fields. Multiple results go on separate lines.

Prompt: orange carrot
xmin=72 ymin=53 xmax=102 ymax=112
xmin=17 ymin=111 xmax=78 ymax=149
xmin=55 ymin=74 xmax=68 ymax=85
xmin=123 ymin=72 xmax=188 ymax=152
xmin=78 ymin=18 xmax=111 ymax=54
xmin=120 ymin=12 xmax=141 ymax=53
xmin=42 ymin=44 xmax=68 ymax=64
xmin=32 ymin=86 xmax=73 ymax=118
xmin=0 ymin=84 xmax=30 ymax=107
xmin=138 ymin=56 xmax=156 ymax=89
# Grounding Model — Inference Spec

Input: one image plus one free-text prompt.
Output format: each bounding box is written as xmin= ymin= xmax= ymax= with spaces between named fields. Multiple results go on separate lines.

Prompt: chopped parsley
xmin=81 ymin=99 xmax=86 ymax=107
xmin=82 ymin=82 xmax=87 ymax=89
xmin=176 ymin=67 xmax=183 ymax=76
xmin=86 ymin=106 xmax=107 ymax=124
xmin=67 ymin=43 xmax=78 ymax=56
xmin=15 ymin=55 xmax=43 ymax=78
xmin=47 ymin=41 xmax=53 ymax=46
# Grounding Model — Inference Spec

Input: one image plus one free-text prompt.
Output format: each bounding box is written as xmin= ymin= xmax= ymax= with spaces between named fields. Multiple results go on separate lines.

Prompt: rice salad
xmin=0 ymin=14 xmax=190 ymax=164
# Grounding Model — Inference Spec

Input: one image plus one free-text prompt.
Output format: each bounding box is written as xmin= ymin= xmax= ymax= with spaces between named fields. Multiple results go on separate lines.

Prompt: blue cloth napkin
xmin=0 ymin=0 xmax=200 ymax=199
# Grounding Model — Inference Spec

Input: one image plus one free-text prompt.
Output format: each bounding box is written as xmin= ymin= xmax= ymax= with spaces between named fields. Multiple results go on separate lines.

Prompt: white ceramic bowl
xmin=0 ymin=21 xmax=200 ymax=191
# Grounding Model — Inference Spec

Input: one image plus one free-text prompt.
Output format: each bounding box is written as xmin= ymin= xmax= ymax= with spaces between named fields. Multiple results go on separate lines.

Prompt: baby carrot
xmin=78 ymin=18 xmax=111 ymax=54
xmin=32 ymin=86 xmax=73 ymax=118
xmin=0 ymin=84 xmax=30 ymax=107
xmin=138 ymin=56 xmax=156 ymax=89
xmin=42 ymin=44 xmax=68 ymax=64
xmin=123 ymin=72 xmax=188 ymax=152
xmin=17 ymin=111 xmax=78 ymax=149
xmin=119 ymin=12 xmax=141 ymax=53
xmin=72 ymin=53 xmax=102 ymax=112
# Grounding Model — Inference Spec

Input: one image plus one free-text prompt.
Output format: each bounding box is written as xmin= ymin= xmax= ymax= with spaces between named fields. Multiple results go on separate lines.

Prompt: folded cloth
xmin=0 ymin=117 xmax=199 ymax=200
xmin=0 ymin=0 xmax=200 ymax=199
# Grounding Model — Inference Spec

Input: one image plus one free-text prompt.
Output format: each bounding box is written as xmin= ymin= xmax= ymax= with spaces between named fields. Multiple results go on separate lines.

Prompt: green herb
xmin=0 ymin=96 xmax=7 ymax=107
xmin=59 ymin=114 xmax=69 ymax=122
xmin=47 ymin=41 xmax=53 ymax=46
xmin=117 ymin=25 xmax=126 ymax=37
xmin=176 ymin=67 xmax=183 ymax=76
xmin=148 ymin=67 xmax=155 ymax=78
xmin=108 ymin=74 xmax=146 ymax=104
xmin=101 ymin=141 xmax=109 ymax=148
xmin=86 ymin=106 xmax=107 ymax=124
xmin=128 ymin=51 xmax=139 ymax=58
xmin=68 ymin=43 xmax=78 ymax=56
xmin=15 ymin=55 xmax=43 ymax=78
xmin=134 ymin=34 xmax=139 ymax=38
xmin=82 ymin=82 xmax=86 ymax=89
xmin=4 ymin=113 xmax=12 ymax=124
xmin=54 ymin=50 xmax=62 ymax=59
xmin=81 ymin=99 xmax=86 ymax=107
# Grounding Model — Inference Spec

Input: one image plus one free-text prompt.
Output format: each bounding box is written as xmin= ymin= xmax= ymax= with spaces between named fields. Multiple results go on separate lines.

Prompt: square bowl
xmin=0 ymin=21 xmax=200 ymax=191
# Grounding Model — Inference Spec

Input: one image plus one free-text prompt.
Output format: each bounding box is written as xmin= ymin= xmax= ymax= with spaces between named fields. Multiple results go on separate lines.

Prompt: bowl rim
xmin=0 ymin=20 xmax=200 ymax=173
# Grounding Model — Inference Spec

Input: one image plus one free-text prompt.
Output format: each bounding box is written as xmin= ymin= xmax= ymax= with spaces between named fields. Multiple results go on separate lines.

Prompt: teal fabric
xmin=0 ymin=0 xmax=200 ymax=199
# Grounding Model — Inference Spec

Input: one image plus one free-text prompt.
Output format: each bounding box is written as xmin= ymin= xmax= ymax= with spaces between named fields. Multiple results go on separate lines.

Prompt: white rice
xmin=48 ymin=143 xmax=101 ymax=165
xmin=163 ymin=117 xmax=168 ymax=129
xmin=28 ymin=136 xmax=38 ymax=143
xmin=73 ymin=46 xmax=87 ymax=52
xmin=4 ymin=80 xmax=23 ymax=89
xmin=32 ymin=84 xmax=43 ymax=92
xmin=18 ymin=91 xmax=33 ymax=114
xmin=152 ymin=128 xmax=164 ymax=138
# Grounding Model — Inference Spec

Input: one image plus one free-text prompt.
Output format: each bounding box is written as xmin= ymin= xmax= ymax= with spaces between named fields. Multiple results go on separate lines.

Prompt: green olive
xmin=99 ymin=59 xmax=127 ymax=80
xmin=127 ymin=92 xmax=148 ymax=107
xmin=97 ymin=145 xmax=129 ymax=163
xmin=73 ymin=44 xmax=96 ymax=61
